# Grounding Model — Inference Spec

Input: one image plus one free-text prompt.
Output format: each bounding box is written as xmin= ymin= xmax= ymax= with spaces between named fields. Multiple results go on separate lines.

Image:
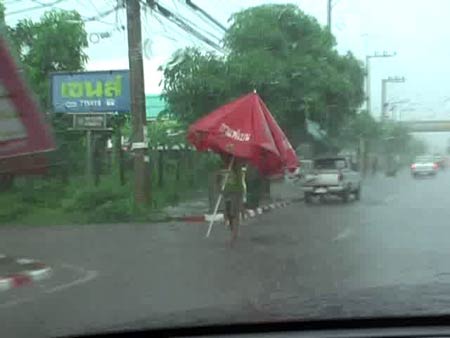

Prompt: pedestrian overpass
xmin=401 ymin=120 xmax=450 ymax=132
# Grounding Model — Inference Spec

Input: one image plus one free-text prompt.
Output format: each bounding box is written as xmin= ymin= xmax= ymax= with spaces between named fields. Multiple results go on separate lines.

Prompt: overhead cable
xmin=145 ymin=0 xmax=224 ymax=53
xmin=184 ymin=0 xmax=226 ymax=32
xmin=6 ymin=0 xmax=65 ymax=16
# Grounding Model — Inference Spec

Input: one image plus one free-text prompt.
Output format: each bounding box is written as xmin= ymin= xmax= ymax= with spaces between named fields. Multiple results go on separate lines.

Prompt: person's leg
xmin=225 ymin=197 xmax=232 ymax=229
xmin=230 ymin=192 xmax=241 ymax=241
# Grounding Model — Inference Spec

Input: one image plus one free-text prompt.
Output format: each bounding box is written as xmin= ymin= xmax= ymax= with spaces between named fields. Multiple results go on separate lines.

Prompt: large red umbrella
xmin=187 ymin=92 xmax=299 ymax=176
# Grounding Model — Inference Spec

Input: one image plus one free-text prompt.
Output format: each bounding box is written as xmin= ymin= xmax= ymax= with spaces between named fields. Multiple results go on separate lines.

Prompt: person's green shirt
xmin=224 ymin=166 xmax=244 ymax=193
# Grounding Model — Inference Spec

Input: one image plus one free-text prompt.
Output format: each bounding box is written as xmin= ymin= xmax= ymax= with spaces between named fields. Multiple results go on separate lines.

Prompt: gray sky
xmin=5 ymin=0 xmax=450 ymax=152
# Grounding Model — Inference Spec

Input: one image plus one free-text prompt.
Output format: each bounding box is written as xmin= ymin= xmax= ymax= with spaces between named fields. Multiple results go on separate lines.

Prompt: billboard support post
xmin=68 ymin=113 xmax=112 ymax=184
xmin=86 ymin=130 xmax=93 ymax=183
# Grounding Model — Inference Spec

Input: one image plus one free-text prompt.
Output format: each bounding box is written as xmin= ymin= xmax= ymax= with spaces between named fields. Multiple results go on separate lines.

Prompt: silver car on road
xmin=411 ymin=155 xmax=438 ymax=177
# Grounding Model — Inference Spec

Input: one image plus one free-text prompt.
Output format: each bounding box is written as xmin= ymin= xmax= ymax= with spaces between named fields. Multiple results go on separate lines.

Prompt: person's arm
xmin=241 ymin=167 xmax=247 ymax=193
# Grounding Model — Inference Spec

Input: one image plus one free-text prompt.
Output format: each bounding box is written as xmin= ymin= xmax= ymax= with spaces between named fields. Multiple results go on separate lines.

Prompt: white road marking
xmin=333 ymin=227 xmax=353 ymax=241
xmin=0 ymin=295 xmax=33 ymax=308
xmin=16 ymin=258 xmax=35 ymax=264
xmin=0 ymin=279 xmax=11 ymax=292
xmin=44 ymin=269 xmax=98 ymax=294
xmin=25 ymin=267 xmax=52 ymax=281
xmin=0 ymin=263 xmax=98 ymax=309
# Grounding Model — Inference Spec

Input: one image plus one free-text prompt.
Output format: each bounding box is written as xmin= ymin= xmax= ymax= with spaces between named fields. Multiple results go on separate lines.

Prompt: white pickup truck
xmin=302 ymin=157 xmax=361 ymax=204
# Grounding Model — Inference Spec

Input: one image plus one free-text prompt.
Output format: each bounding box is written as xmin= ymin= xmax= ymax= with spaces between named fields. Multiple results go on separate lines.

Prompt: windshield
xmin=314 ymin=159 xmax=347 ymax=170
xmin=415 ymin=156 xmax=434 ymax=163
xmin=2 ymin=0 xmax=450 ymax=337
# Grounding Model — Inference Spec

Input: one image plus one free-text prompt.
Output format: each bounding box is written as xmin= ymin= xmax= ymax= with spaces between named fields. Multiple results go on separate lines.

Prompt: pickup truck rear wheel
xmin=341 ymin=190 xmax=350 ymax=203
xmin=354 ymin=186 xmax=361 ymax=201
xmin=304 ymin=193 xmax=313 ymax=204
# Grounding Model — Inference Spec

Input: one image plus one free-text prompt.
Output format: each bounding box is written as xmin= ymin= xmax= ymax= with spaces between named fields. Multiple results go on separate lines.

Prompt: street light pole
xmin=365 ymin=51 xmax=396 ymax=114
xmin=381 ymin=76 xmax=406 ymax=120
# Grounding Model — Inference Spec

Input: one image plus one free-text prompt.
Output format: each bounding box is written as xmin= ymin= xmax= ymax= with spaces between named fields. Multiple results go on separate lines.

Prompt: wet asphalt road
xmin=1 ymin=169 xmax=450 ymax=337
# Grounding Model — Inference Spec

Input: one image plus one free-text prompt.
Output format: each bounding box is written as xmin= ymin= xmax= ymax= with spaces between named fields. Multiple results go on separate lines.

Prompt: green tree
xmin=8 ymin=9 xmax=88 ymax=109
xmin=147 ymin=120 xmax=186 ymax=148
xmin=337 ymin=111 xmax=380 ymax=148
xmin=0 ymin=1 xmax=5 ymax=26
xmin=161 ymin=4 xmax=365 ymax=147
xmin=161 ymin=48 xmax=230 ymax=124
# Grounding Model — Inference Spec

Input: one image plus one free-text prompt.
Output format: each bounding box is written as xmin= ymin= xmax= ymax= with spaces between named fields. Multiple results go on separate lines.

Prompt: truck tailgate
xmin=304 ymin=171 xmax=340 ymax=186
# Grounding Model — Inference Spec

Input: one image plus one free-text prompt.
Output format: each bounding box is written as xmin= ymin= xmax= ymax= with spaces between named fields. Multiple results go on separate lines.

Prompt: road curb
xmin=176 ymin=198 xmax=302 ymax=223
xmin=0 ymin=255 xmax=52 ymax=292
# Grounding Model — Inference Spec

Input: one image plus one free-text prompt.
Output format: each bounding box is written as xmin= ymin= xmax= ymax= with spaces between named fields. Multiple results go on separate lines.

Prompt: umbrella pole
xmin=206 ymin=156 xmax=235 ymax=238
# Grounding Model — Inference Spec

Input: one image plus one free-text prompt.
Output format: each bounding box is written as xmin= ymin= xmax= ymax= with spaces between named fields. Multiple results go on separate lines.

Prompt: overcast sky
xmin=5 ymin=0 xmax=450 ymax=151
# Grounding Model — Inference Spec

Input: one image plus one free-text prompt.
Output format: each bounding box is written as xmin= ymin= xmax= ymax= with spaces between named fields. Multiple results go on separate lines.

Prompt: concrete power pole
xmin=327 ymin=0 xmax=332 ymax=30
xmin=365 ymin=52 xmax=396 ymax=115
xmin=381 ymin=76 xmax=406 ymax=120
xmin=126 ymin=0 xmax=150 ymax=205
xmin=381 ymin=78 xmax=387 ymax=119
xmin=365 ymin=55 xmax=371 ymax=114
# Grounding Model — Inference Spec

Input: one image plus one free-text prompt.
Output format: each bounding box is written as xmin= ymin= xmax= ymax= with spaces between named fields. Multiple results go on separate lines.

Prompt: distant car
xmin=411 ymin=155 xmax=438 ymax=177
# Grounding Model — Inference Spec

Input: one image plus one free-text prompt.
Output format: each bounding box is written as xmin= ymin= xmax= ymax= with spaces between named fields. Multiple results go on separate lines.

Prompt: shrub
xmin=62 ymin=181 xmax=128 ymax=213
xmin=0 ymin=193 xmax=28 ymax=223
xmin=86 ymin=198 xmax=132 ymax=223
xmin=15 ymin=178 xmax=67 ymax=208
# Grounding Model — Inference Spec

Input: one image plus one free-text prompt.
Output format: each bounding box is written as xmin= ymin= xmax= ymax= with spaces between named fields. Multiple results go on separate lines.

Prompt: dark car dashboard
xmin=67 ymin=315 xmax=450 ymax=338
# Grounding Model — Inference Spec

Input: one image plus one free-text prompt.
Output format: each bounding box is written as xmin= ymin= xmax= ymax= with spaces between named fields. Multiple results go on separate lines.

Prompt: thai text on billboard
xmin=51 ymin=70 xmax=131 ymax=113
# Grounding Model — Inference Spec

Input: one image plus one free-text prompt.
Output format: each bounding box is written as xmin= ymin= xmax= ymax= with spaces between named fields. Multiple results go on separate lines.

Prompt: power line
xmin=82 ymin=2 xmax=126 ymax=44
xmin=143 ymin=5 xmax=186 ymax=53
xmin=5 ymin=0 xmax=65 ymax=16
xmin=143 ymin=7 xmax=206 ymax=55
xmin=113 ymin=0 xmax=126 ymax=34
xmin=84 ymin=0 xmax=101 ymax=14
xmin=184 ymin=0 xmax=226 ymax=32
xmin=155 ymin=15 xmax=196 ymax=44
xmin=144 ymin=0 xmax=224 ymax=53
xmin=78 ymin=1 xmax=125 ymax=32
xmin=143 ymin=7 xmax=211 ymax=54
xmin=176 ymin=0 xmax=224 ymax=39
xmin=153 ymin=10 xmax=223 ymax=52
xmin=167 ymin=1 xmax=223 ymax=42
xmin=80 ymin=4 xmax=121 ymax=23
xmin=3 ymin=0 xmax=27 ymax=6
xmin=5 ymin=0 xmax=121 ymax=28
xmin=30 ymin=0 xmax=54 ymax=6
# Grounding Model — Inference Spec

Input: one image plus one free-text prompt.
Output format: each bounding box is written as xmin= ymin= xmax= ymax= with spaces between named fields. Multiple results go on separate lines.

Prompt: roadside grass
xmin=0 ymin=150 xmax=217 ymax=226
xmin=0 ymin=172 xmax=208 ymax=226
xmin=15 ymin=207 xmax=74 ymax=226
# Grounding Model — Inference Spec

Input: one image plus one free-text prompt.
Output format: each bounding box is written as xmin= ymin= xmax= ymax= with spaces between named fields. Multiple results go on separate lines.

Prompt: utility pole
xmin=381 ymin=79 xmax=387 ymax=119
xmin=361 ymin=52 xmax=395 ymax=178
xmin=327 ymin=0 xmax=332 ymax=31
xmin=381 ymin=76 xmax=406 ymax=120
xmin=86 ymin=130 xmax=93 ymax=182
xmin=126 ymin=0 xmax=150 ymax=205
xmin=365 ymin=51 xmax=396 ymax=114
